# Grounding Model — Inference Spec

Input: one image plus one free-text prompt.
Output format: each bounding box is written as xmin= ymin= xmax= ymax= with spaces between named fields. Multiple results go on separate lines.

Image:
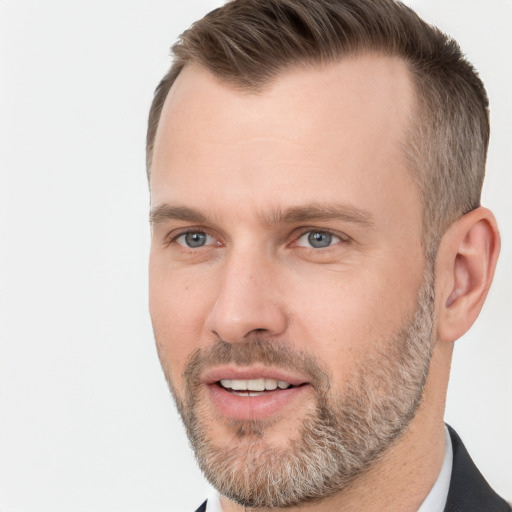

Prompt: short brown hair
xmin=146 ymin=0 xmax=489 ymax=257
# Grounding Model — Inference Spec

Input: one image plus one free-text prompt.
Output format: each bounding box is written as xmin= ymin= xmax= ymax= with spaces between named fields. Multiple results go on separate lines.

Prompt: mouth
xmin=218 ymin=377 xmax=295 ymax=396
xmin=203 ymin=368 xmax=311 ymax=421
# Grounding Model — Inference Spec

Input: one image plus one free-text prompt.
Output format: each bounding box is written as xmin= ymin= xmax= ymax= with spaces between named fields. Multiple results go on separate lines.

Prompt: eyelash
xmin=293 ymin=228 xmax=349 ymax=249
xmin=166 ymin=229 xmax=218 ymax=249
xmin=165 ymin=227 xmax=350 ymax=251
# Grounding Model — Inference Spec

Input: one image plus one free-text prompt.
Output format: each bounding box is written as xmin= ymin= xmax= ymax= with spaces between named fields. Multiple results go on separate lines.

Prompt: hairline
xmin=147 ymin=53 xmax=437 ymax=256
xmin=147 ymin=50 xmax=421 ymax=177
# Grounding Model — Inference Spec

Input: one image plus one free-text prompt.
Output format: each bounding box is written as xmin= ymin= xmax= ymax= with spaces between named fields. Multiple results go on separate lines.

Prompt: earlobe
xmin=436 ymin=207 xmax=500 ymax=343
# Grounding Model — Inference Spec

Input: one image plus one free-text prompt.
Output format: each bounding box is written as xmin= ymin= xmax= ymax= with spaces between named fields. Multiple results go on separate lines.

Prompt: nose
xmin=205 ymin=248 xmax=288 ymax=343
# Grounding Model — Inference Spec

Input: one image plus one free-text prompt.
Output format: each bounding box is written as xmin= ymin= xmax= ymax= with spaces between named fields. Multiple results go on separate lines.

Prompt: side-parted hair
xmin=146 ymin=0 xmax=489 ymax=258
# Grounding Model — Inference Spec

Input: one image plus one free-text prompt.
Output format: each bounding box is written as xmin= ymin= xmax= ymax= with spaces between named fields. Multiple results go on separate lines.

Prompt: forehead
xmin=150 ymin=55 xmax=418 ymax=226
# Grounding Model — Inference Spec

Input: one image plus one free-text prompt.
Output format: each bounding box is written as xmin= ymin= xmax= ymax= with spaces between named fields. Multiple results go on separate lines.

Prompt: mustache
xmin=183 ymin=338 xmax=331 ymax=391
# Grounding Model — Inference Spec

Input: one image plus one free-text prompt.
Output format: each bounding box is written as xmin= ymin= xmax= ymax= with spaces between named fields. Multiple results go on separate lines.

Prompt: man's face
xmin=149 ymin=56 xmax=434 ymax=507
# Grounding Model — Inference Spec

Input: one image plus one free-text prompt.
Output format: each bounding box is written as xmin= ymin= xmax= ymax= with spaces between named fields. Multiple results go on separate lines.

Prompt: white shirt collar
xmin=204 ymin=490 xmax=223 ymax=512
xmin=417 ymin=425 xmax=453 ymax=512
xmin=205 ymin=426 xmax=453 ymax=512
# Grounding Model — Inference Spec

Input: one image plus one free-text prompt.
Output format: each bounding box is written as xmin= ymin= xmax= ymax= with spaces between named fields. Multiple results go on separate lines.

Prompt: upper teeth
xmin=220 ymin=378 xmax=291 ymax=391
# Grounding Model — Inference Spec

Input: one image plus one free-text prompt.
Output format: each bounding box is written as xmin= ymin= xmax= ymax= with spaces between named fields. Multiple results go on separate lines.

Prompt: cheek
xmin=287 ymin=265 xmax=422 ymax=384
xmin=148 ymin=258 xmax=213 ymax=385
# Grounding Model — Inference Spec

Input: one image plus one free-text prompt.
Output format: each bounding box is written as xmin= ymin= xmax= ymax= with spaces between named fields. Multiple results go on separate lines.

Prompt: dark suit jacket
xmin=444 ymin=425 xmax=509 ymax=512
xmin=194 ymin=426 xmax=510 ymax=512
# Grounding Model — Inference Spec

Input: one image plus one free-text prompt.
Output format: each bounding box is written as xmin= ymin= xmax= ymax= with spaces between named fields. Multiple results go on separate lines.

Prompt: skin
xmin=149 ymin=55 xmax=500 ymax=511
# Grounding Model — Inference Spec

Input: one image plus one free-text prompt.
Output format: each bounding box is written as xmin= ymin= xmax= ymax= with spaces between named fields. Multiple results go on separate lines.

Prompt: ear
xmin=435 ymin=207 xmax=500 ymax=343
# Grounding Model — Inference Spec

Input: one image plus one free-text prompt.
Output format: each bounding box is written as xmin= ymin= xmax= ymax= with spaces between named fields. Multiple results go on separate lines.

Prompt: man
xmin=146 ymin=0 xmax=509 ymax=510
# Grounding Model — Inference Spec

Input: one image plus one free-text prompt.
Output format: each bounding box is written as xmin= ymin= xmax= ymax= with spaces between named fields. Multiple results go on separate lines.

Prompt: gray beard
xmin=159 ymin=267 xmax=436 ymax=509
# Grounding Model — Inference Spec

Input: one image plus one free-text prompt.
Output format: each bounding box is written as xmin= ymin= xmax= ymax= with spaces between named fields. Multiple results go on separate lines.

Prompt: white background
xmin=0 ymin=1 xmax=510 ymax=510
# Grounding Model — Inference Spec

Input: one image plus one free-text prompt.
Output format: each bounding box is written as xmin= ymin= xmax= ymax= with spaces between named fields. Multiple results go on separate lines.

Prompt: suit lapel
xmin=443 ymin=425 xmax=510 ymax=511
xmin=194 ymin=500 xmax=207 ymax=512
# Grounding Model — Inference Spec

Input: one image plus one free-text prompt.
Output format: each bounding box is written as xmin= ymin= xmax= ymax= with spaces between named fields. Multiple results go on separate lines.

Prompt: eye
xmin=296 ymin=230 xmax=343 ymax=249
xmin=175 ymin=231 xmax=214 ymax=248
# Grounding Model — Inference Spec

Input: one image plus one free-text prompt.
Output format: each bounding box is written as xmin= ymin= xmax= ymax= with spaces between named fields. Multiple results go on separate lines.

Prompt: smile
xmin=219 ymin=378 xmax=293 ymax=396
xmin=203 ymin=368 xmax=310 ymax=421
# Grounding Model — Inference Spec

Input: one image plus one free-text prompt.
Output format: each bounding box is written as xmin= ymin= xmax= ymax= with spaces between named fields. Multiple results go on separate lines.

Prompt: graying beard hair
xmin=164 ymin=266 xmax=436 ymax=509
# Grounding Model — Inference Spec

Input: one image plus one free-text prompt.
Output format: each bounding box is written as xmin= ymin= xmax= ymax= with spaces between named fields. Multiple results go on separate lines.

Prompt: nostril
xmin=250 ymin=328 xmax=268 ymax=334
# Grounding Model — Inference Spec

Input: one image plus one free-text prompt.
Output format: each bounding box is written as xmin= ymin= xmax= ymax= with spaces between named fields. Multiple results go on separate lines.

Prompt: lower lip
xmin=207 ymin=383 xmax=310 ymax=421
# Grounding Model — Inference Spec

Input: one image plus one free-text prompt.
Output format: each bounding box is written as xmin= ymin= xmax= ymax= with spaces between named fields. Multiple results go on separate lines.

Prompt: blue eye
xmin=296 ymin=230 xmax=341 ymax=249
xmin=176 ymin=231 xmax=213 ymax=248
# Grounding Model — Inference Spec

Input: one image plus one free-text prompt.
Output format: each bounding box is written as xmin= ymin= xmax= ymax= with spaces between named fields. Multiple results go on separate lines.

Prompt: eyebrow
xmin=265 ymin=203 xmax=375 ymax=227
xmin=150 ymin=204 xmax=212 ymax=225
xmin=149 ymin=202 xmax=374 ymax=227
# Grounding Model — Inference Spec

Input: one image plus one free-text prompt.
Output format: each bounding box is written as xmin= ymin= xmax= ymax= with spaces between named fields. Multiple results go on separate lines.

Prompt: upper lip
xmin=202 ymin=366 xmax=309 ymax=387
